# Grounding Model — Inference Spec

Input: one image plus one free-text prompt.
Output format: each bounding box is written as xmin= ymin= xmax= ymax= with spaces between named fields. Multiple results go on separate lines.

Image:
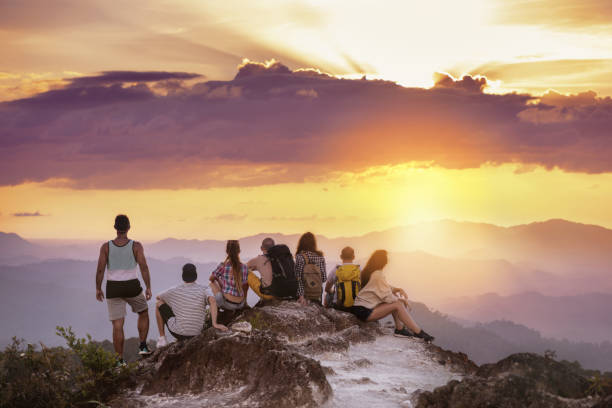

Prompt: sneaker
xmin=138 ymin=343 xmax=153 ymax=355
xmin=415 ymin=330 xmax=435 ymax=343
xmin=393 ymin=328 xmax=414 ymax=338
xmin=156 ymin=336 xmax=168 ymax=348
xmin=115 ymin=358 xmax=127 ymax=368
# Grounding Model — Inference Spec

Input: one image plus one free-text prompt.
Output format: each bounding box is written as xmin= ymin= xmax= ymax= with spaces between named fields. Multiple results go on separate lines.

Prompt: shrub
xmin=0 ymin=327 xmax=132 ymax=408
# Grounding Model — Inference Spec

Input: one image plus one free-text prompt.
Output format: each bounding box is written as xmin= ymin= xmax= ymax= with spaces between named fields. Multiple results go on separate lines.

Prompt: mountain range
xmin=1 ymin=218 xmax=611 ymax=350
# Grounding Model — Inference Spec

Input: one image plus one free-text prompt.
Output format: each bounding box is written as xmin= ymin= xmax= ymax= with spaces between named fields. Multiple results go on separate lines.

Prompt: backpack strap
xmin=301 ymin=252 xmax=310 ymax=264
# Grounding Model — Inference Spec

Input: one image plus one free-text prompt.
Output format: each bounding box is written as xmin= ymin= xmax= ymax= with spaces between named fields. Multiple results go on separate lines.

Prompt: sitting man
xmin=246 ymin=237 xmax=277 ymax=302
xmin=156 ymin=263 xmax=227 ymax=348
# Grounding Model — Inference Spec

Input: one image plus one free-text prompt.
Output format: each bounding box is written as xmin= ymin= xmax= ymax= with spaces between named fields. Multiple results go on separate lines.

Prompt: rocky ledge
xmin=415 ymin=353 xmax=611 ymax=408
xmin=109 ymin=302 xmax=611 ymax=407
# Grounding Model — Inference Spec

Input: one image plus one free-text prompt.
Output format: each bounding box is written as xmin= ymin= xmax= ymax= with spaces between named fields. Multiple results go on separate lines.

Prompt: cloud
xmin=433 ymin=72 xmax=488 ymax=93
xmin=493 ymin=0 xmax=612 ymax=29
xmin=1 ymin=60 xmax=612 ymax=189
xmin=13 ymin=211 xmax=45 ymax=217
xmin=207 ymin=214 xmax=247 ymax=222
xmin=67 ymin=71 xmax=202 ymax=87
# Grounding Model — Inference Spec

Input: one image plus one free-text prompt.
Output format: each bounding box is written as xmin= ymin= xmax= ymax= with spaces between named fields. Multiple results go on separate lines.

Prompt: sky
xmin=1 ymin=0 xmax=612 ymax=240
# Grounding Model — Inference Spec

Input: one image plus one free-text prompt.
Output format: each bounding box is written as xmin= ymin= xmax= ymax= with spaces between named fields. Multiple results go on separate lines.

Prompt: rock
xmin=230 ymin=321 xmax=252 ymax=333
xmin=425 ymin=343 xmax=477 ymax=375
xmin=414 ymin=353 xmax=599 ymax=408
xmin=234 ymin=301 xmax=382 ymax=354
xmin=113 ymin=328 xmax=331 ymax=408
xmin=476 ymin=353 xmax=591 ymax=398
xmin=592 ymin=395 xmax=612 ymax=408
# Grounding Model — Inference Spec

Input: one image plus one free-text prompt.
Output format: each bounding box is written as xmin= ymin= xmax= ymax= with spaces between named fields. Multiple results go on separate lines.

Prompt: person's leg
xmin=155 ymin=300 xmax=166 ymax=337
xmin=137 ymin=310 xmax=149 ymax=343
xmin=111 ymin=318 xmax=125 ymax=357
xmin=368 ymin=301 xmax=421 ymax=333
xmin=127 ymin=292 xmax=149 ymax=343
xmin=391 ymin=310 xmax=405 ymax=330
xmin=247 ymin=271 xmax=275 ymax=300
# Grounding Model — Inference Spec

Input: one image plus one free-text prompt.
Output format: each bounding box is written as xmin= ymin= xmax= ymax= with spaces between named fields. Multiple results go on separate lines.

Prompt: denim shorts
xmin=215 ymin=291 xmax=246 ymax=311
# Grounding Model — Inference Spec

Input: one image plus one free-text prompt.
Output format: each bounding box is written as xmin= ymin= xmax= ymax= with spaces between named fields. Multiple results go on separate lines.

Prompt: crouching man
xmin=155 ymin=263 xmax=228 ymax=348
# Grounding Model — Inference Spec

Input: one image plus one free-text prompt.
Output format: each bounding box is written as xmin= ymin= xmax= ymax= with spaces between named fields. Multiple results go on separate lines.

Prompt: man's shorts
xmin=157 ymin=303 xmax=192 ymax=341
xmin=107 ymin=291 xmax=148 ymax=321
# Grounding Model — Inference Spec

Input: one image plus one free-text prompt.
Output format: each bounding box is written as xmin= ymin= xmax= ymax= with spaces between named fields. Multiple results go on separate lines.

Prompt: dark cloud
xmin=13 ymin=211 xmax=45 ymax=217
xmin=234 ymin=60 xmax=292 ymax=79
xmin=433 ymin=72 xmax=488 ymax=93
xmin=67 ymin=71 xmax=202 ymax=87
xmin=1 ymin=61 xmax=611 ymax=189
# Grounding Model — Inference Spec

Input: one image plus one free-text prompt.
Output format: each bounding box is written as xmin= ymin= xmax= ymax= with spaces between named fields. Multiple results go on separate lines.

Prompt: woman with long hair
xmin=351 ymin=250 xmax=434 ymax=342
xmin=295 ymin=232 xmax=327 ymax=305
xmin=209 ymin=240 xmax=249 ymax=311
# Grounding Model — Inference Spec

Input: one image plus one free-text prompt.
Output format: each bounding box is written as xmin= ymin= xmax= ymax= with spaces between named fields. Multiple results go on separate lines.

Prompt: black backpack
xmin=261 ymin=244 xmax=298 ymax=299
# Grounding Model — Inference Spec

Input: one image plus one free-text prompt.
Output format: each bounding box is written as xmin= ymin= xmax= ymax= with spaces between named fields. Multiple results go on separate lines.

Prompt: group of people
xmin=96 ymin=214 xmax=434 ymax=365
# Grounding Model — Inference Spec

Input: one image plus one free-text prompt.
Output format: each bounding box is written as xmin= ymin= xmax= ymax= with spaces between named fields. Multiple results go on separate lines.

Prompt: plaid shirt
xmin=295 ymin=251 xmax=327 ymax=297
xmin=212 ymin=261 xmax=248 ymax=297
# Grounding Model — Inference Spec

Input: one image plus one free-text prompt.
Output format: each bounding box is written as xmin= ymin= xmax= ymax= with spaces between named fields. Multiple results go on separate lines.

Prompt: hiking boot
xmin=115 ymin=358 xmax=127 ymax=368
xmin=393 ymin=328 xmax=414 ymax=338
xmin=415 ymin=330 xmax=435 ymax=343
xmin=138 ymin=343 xmax=152 ymax=355
xmin=156 ymin=336 xmax=168 ymax=348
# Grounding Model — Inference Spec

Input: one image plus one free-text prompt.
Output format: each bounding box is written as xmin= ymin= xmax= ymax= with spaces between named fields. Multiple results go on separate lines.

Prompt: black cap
xmin=182 ymin=263 xmax=197 ymax=283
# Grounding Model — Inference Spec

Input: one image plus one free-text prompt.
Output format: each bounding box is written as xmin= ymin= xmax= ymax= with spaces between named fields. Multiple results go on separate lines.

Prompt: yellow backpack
xmin=335 ymin=264 xmax=361 ymax=308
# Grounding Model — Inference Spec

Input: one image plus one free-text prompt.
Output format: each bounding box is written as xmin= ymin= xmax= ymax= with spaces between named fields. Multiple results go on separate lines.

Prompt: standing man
xmin=96 ymin=214 xmax=152 ymax=365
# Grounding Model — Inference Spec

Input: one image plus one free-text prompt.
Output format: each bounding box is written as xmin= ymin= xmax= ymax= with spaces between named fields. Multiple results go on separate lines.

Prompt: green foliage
xmin=0 ymin=337 xmax=74 ymax=408
xmin=56 ymin=326 xmax=132 ymax=402
xmin=246 ymin=311 xmax=271 ymax=330
xmin=0 ymin=327 xmax=132 ymax=408
xmin=587 ymin=374 xmax=612 ymax=397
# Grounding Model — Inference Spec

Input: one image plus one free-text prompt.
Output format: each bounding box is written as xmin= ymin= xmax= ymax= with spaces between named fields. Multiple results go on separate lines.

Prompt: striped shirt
xmin=158 ymin=283 xmax=211 ymax=337
xmin=295 ymin=251 xmax=327 ymax=297
xmin=212 ymin=261 xmax=248 ymax=297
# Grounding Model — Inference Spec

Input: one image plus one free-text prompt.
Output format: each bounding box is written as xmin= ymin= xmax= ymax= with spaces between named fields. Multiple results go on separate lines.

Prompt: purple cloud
xmin=13 ymin=211 xmax=45 ymax=217
xmin=0 ymin=62 xmax=611 ymax=189
xmin=67 ymin=71 xmax=202 ymax=88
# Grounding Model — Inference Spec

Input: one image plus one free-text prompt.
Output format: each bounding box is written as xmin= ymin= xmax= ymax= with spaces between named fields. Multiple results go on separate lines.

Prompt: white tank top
xmin=107 ymin=240 xmax=139 ymax=281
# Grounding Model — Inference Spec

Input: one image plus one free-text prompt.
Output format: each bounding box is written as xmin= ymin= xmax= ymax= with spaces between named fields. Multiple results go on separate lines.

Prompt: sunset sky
xmin=1 ymin=0 xmax=612 ymax=240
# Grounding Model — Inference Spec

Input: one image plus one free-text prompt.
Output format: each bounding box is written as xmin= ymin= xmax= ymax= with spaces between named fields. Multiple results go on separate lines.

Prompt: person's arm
xmin=133 ymin=241 xmax=152 ymax=300
xmin=95 ymin=243 xmax=108 ymax=301
xmin=242 ymin=265 xmax=249 ymax=299
xmin=295 ymin=254 xmax=306 ymax=304
xmin=324 ymin=269 xmax=336 ymax=294
xmin=246 ymin=257 xmax=258 ymax=271
xmin=391 ymin=286 xmax=408 ymax=298
xmin=375 ymin=272 xmax=398 ymax=304
xmin=320 ymin=257 xmax=327 ymax=283
xmin=210 ymin=262 xmax=224 ymax=283
xmin=208 ymin=295 xmax=228 ymax=331
xmin=157 ymin=288 xmax=170 ymax=302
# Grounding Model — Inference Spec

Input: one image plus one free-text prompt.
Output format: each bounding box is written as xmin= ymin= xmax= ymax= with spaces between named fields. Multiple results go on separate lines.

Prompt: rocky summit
xmin=109 ymin=301 xmax=612 ymax=407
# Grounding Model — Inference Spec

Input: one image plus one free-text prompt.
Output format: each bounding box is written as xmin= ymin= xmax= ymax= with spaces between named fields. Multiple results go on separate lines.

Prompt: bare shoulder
xmin=99 ymin=241 xmax=109 ymax=253
xmin=133 ymin=241 xmax=144 ymax=251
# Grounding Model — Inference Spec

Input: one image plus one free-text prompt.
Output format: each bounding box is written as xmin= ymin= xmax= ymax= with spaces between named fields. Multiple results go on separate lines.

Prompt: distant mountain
xmin=440 ymin=292 xmax=612 ymax=343
xmin=0 ymin=232 xmax=41 ymax=264
xmin=145 ymin=218 xmax=612 ymax=276
xmin=410 ymin=303 xmax=612 ymax=372
xmin=0 ymin=258 xmax=220 ymax=347
xmin=3 ymin=219 xmax=612 ymax=273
